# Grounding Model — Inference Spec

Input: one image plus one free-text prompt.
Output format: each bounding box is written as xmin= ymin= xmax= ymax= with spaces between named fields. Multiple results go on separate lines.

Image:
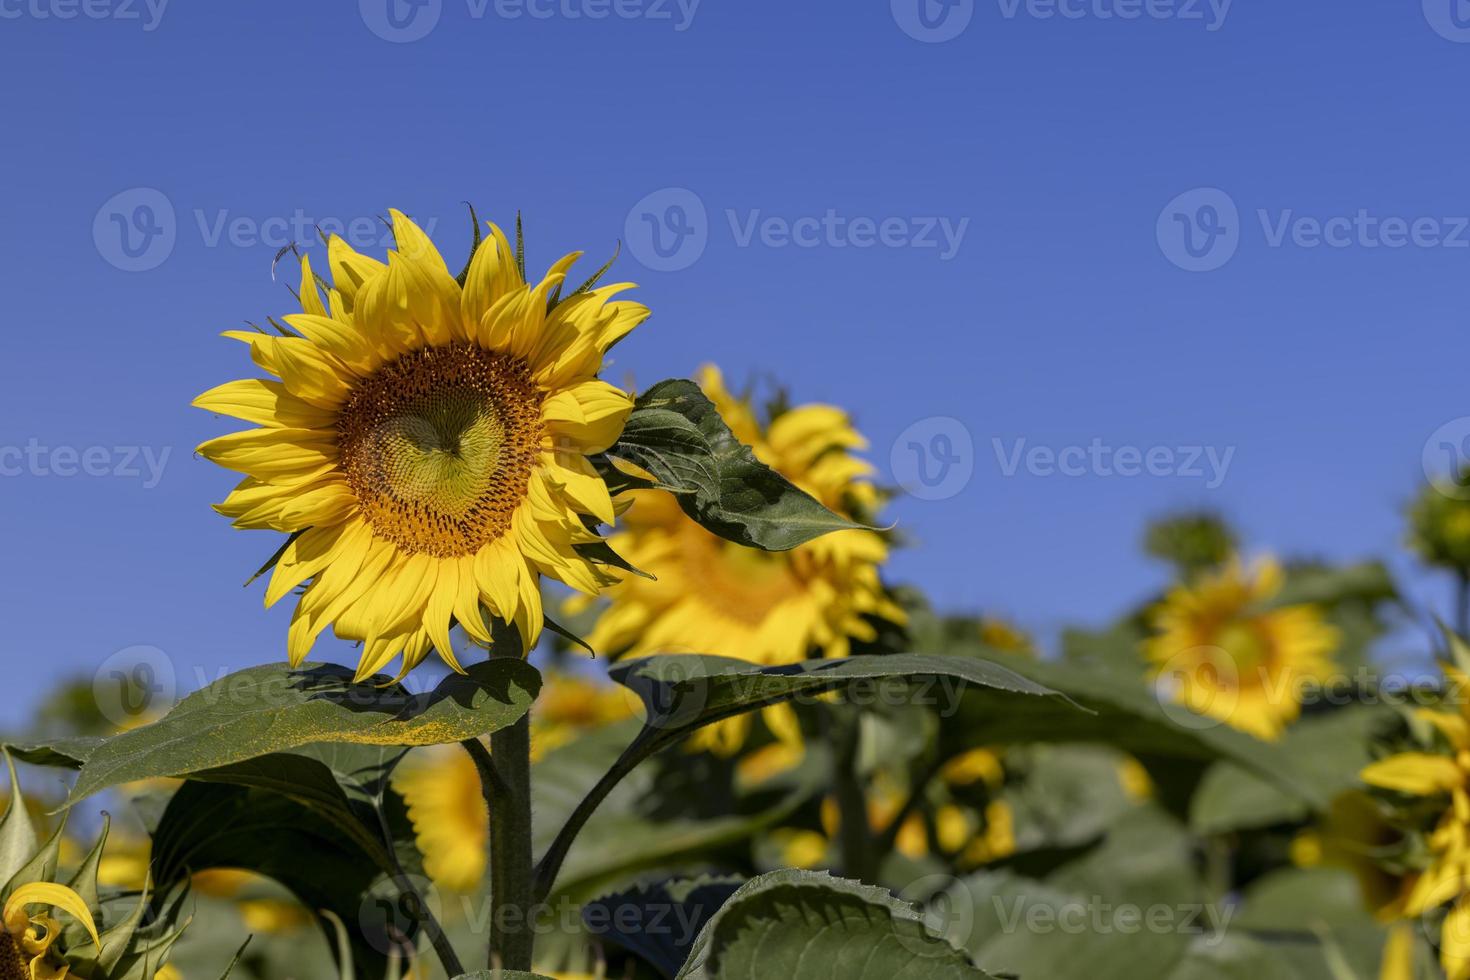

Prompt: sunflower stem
xmin=828 ymin=707 xmax=876 ymax=883
xmin=487 ymin=643 xmax=536 ymax=973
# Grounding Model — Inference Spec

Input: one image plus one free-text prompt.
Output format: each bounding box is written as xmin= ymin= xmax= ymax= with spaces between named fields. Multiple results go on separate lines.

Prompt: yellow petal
xmin=4 ymin=883 xmax=99 ymax=949
xmin=1361 ymin=753 xmax=1465 ymax=796
xmin=193 ymin=378 xmax=338 ymax=430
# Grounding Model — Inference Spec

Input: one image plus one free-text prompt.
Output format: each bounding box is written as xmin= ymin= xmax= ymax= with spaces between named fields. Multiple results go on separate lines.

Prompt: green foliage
xmin=611 ymin=379 xmax=868 ymax=551
xmin=66 ymin=660 xmax=540 ymax=805
xmin=675 ymin=869 xmax=995 ymax=979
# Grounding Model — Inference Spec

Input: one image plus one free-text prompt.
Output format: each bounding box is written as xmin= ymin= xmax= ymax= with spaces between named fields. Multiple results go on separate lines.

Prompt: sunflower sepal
xmin=609 ymin=378 xmax=875 ymax=552
xmin=0 ymin=783 xmax=190 ymax=980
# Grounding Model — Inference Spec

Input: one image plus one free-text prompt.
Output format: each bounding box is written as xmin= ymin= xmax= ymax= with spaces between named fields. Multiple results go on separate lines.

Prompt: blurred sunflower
xmin=395 ymin=673 xmax=636 ymax=892
xmin=1143 ymin=557 xmax=1339 ymax=741
xmin=773 ymin=762 xmax=1015 ymax=872
xmin=1360 ymin=675 xmax=1470 ymax=980
xmin=1291 ymin=790 xmax=1416 ymax=980
xmin=1408 ymin=479 xmax=1470 ymax=572
xmin=195 ymin=212 xmax=648 ymax=681
xmin=578 ymin=365 xmax=904 ymax=755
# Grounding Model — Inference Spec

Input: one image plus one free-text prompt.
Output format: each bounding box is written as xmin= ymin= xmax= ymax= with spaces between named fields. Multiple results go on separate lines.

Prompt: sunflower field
xmin=6 ymin=213 xmax=1470 ymax=980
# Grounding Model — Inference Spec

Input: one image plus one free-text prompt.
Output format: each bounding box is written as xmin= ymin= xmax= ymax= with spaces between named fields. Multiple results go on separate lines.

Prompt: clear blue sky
xmin=3 ymin=0 xmax=1467 ymax=721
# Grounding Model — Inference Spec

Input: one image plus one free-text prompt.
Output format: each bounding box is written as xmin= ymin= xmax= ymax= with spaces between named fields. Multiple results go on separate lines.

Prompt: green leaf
xmin=612 ymin=652 xmax=1061 ymax=734
xmin=675 ymin=868 xmax=995 ymax=979
xmin=150 ymin=780 xmax=403 ymax=980
xmin=67 ymin=660 xmax=540 ymax=805
xmin=611 ymin=379 xmax=869 ymax=551
xmin=2 ymin=736 xmax=102 ymax=769
xmin=936 ymin=655 xmax=1332 ymax=808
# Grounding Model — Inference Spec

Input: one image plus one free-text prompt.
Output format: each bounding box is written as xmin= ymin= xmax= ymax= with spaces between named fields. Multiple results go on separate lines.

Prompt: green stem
xmin=487 ymin=647 xmax=536 ymax=973
xmin=828 ymin=709 xmax=876 ymax=882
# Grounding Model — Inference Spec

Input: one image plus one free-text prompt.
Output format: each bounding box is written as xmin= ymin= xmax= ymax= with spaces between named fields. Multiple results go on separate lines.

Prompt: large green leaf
xmin=937 ymin=654 xmax=1331 ymax=808
xmin=67 ymin=660 xmax=539 ymax=805
xmin=610 ymin=378 xmax=868 ymax=551
xmin=150 ymin=780 xmax=406 ymax=980
xmin=613 ymin=652 xmax=1059 ymax=733
xmin=675 ymin=869 xmax=994 ymax=979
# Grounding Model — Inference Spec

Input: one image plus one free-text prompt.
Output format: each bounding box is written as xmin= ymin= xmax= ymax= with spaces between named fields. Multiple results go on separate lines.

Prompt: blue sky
xmin=2 ymin=0 xmax=1467 ymax=722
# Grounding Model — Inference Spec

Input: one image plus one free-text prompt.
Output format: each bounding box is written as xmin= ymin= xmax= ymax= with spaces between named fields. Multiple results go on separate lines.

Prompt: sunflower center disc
xmin=338 ymin=344 xmax=544 ymax=558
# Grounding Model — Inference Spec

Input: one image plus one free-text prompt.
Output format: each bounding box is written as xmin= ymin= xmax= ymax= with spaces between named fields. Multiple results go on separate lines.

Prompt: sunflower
xmin=395 ymin=672 xmax=637 ymax=892
xmin=1143 ymin=557 xmax=1339 ymax=741
xmin=195 ymin=212 xmax=648 ymax=681
xmin=1290 ymin=791 xmax=1416 ymax=980
xmin=1360 ymin=678 xmax=1470 ymax=980
xmin=0 ymin=882 xmax=99 ymax=980
xmin=580 ymin=365 xmax=904 ymax=755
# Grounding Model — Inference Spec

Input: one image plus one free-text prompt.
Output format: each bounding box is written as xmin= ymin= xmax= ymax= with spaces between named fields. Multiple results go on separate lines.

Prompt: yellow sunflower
xmin=0 ymin=882 xmax=99 ymax=980
xmin=1143 ymin=557 xmax=1339 ymax=741
xmin=580 ymin=365 xmax=904 ymax=755
xmin=195 ymin=211 xmax=648 ymax=681
xmin=1291 ymin=791 xmax=1416 ymax=980
xmin=1360 ymin=676 xmax=1470 ymax=980
xmin=395 ymin=672 xmax=637 ymax=892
